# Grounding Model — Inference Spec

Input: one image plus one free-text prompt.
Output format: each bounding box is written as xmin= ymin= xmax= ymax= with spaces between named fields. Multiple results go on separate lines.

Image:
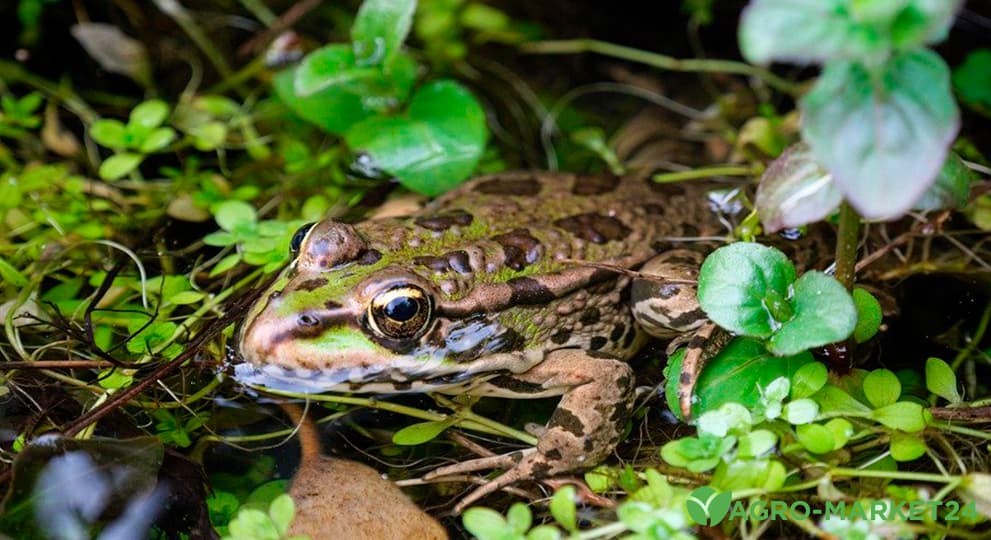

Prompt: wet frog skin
xmin=238 ymin=171 xmax=732 ymax=510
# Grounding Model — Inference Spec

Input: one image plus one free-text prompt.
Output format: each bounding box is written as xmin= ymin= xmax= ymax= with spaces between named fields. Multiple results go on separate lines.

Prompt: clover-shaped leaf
xmin=699 ymin=242 xmax=856 ymax=356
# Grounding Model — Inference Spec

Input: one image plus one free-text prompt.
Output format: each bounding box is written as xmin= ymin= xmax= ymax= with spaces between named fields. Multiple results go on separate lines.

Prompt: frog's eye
xmin=367 ymin=285 xmax=433 ymax=339
xmin=289 ymin=222 xmax=316 ymax=256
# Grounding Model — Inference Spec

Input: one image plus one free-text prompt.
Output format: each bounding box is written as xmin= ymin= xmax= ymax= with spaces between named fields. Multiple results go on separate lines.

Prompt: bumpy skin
xmin=238 ymin=171 xmax=729 ymax=510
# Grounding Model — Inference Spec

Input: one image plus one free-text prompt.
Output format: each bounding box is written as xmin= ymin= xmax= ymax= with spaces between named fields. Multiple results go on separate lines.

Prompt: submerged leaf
xmin=756 ymin=143 xmax=841 ymax=233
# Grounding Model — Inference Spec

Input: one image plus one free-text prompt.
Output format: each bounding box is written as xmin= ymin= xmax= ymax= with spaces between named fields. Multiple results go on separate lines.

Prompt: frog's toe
xmin=448 ymin=451 xmax=552 ymax=514
xmin=424 ymin=448 xmax=536 ymax=480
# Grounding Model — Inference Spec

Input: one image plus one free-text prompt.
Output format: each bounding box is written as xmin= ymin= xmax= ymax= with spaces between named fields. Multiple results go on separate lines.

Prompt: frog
xmin=237 ymin=171 xmax=744 ymax=512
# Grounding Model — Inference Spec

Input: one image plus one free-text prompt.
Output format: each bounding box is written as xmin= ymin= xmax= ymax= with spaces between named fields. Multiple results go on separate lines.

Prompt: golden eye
xmin=367 ymin=285 xmax=432 ymax=339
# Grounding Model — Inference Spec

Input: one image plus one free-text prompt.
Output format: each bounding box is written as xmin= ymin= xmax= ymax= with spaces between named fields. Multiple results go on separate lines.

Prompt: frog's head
xmin=237 ymin=220 xmax=524 ymax=392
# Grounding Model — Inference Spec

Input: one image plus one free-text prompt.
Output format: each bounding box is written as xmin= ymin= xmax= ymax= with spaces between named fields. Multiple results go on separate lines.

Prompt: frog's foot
xmin=428 ymin=349 xmax=635 ymax=513
xmin=676 ymin=321 xmax=732 ymax=419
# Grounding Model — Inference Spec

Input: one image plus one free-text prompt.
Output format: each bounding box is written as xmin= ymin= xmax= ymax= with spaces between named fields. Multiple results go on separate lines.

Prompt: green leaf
xmin=755 ymin=142 xmax=841 ymax=233
xmin=214 ymin=201 xmax=257 ymax=232
xmin=852 ymin=287 xmax=883 ymax=343
xmin=527 ymin=526 xmax=562 ymax=540
xmin=889 ymin=1 xmax=963 ymax=50
xmin=696 ymin=242 xmax=796 ymax=337
xmin=953 ymin=48 xmax=991 ymax=110
xmin=863 ymin=369 xmax=901 ymax=408
xmin=345 ymin=80 xmax=487 ymax=196
xmin=351 ymin=0 xmax=416 ymax=67
xmin=739 ymin=0 xmax=881 ymax=65
xmin=791 ymin=361 xmax=828 ymax=399
xmin=391 ymin=419 xmax=455 ymax=445
xmin=129 ymin=99 xmax=169 ymax=129
xmin=267 ymin=494 xmax=295 ymax=536
xmin=138 ymin=127 xmax=176 ymax=153
xmin=871 ymin=401 xmax=928 ymax=432
xmin=665 ymin=338 xmax=813 ymax=419
xmin=890 ymin=431 xmax=927 ymax=461
xmin=584 ymin=466 xmax=614 ymax=493
xmin=98 ymin=368 xmax=133 ymax=390
xmin=824 ymin=418 xmax=854 ymax=450
xmin=766 ymin=271 xmax=856 ymax=356
xmin=925 ymin=357 xmax=962 ymax=404
xmin=913 ymin=152 xmax=974 ymax=211
xmin=0 ymin=256 xmax=29 ymax=288
xmin=99 ymin=152 xmax=143 ymax=180
xmin=711 ymin=458 xmax=786 ymax=492
xmin=89 ymin=119 xmax=129 ymax=149
xmin=275 ymin=51 xmax=416 ymax=134
xmin=796 ymin=423 xmax=835 ymax=454
xmin=549 ymin=485 xmax=577 ymax=532
xmin=293 ymin=45 xmax=379 ymax=97
xmin=737 ymin=429 xmax=777 ymax=458
xmin=813 ymin=385 xmax=872 ymax=415
xmin=801 ymin=50 xmax=960 ymax=219
xmin=506 ymin=503 xmax=532 ymax=534
xmin=783 ymin=398 xmax=819 ymax=425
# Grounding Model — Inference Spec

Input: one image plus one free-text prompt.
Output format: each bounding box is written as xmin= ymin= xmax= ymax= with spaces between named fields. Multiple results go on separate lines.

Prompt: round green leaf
xmin=890 ymin=432 xmax=927 ymax=462
xmin=852 ymin=287 xmax=883 ymax=343
xmin=783 ymin=398 xmax=819 ymax=425
xmin=549 ymin=485 xmax=577 ymax=532
xmin=345 ymin=80 xmax=487 ymax=196
xmin=462 ymin=508 xmax=508 ymax=540
xmin=925 ymin=357 xmax=962 ymax=404
xmin=98 ymin=152 xmax=143 ymax=180
xmin=737 ymin=429 xmax=777 ymax=458
xmin=214 ymin=201 xmax=257 ymax=232
xmin=791 ymin=361 xmax=828 ymax=399
xmin=863 ymin=369 xmax=901 ymax=408
xmin=293 ymin=45 xmax=376 ymax=97
xmin=824 ymin=418 xmax=854 ymax=450
xmin=129 ymin=99 xmax=169 ymax=129
xmin=871 ymin=401 xmax=929 ymax=432
xmin=766 ymin=271 xmax=856 ymax=356
xmin=801 ymin=50 xmax=960 ymax=220
xmin=755 ymin=143 xmax=842 ymax=233
xmin=953 ymin=48 xmax=991 ymax=110
xmin=351 ymin=0 xmax=416 ymax=67
xmin=268 ymin=494 xmax=295 ymax=536
xmin=89 ymin=119 xmax=128 ymax=149
xmin=697 ymin=242 xmax=796 ymax=337
xmin=506 ymin=503 xmax=532 ymax=534
xmin=138 ymin=127 xmax=176 ymax=153
xmin=796 ymin=423 xmax=835 ymax=454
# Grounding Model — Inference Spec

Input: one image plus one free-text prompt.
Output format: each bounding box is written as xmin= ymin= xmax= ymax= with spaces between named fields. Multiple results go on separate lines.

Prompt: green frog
xmin=237 ymin=171 xmax=744 ymax=511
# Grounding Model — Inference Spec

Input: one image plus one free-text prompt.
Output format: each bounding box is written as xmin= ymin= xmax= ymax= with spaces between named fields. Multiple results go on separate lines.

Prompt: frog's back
xmin=354 ymin=171 xmax=726 ymax=293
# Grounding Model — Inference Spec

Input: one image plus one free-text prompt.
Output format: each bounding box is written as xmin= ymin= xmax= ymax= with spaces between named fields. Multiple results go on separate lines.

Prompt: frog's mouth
xmin=232 ymin=360 xmax=495 ymax=394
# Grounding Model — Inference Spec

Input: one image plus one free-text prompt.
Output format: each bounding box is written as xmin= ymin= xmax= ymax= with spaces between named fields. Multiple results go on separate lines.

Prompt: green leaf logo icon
xmin=686 ymin=486 xmax=732 ymax=526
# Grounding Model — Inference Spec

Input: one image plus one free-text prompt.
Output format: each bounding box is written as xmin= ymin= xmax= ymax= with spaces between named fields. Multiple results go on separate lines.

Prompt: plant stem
xmin=520 ymin=39 xmax=802 ymax=96
xmin=652 ymin=165 xmax=758 ymax=183
xmin=834 ymin=200 xmax=860 ymax=290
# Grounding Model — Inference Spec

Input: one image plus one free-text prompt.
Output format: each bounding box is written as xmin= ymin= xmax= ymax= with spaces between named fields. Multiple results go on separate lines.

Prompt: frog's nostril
xmin=297 ymin=314 xmax=319 ymax=327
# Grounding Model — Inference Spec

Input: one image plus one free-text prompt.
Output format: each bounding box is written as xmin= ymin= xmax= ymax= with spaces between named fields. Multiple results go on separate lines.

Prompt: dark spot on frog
xmin=414 ymin=250 xmax=472 ymax=275
xmin=572 ymin=174 xmax=620 ymax=195
xmin=642 ymin=203 xmax=666 ymax=216
xmin=550 ymin=330 xmax=571 ymax=345
xmin=475 ymin=177 xmax=541 ymax=196
xmin=325 ymin=300 xmax=342 ymax=310
xmin=488 ymin=375 xmax=546 ymax=394
xmin=589 ymin=336 xmax=608 ymax=350
xmin=544 ymin=448 xmax=563 ymax=461
xmin=356 ymin=249 xmax=382 ymax=265
xmin=492 ymin=228 xmax=542 ymax=271
xmin=507 ymin=277 xmax=557 ymax=305
xmin=296 ymin=278 xmax=328 ymax=292
xmin=549 ymin=408 xmax=585 ymax=437
xmin=554 ymin=213 xmax=631 ymax=244
xmin=414 ymin=209 xmax=474 ymax=231
xmin=667 ymin=307 xmax=707 ymax=329
xmin=622 ymin=326 xmax=637 ymax=348
xmin=579 ymin=308 xmax=600 ymax=325
xmin=391 ymin=380 xmax=413 ymax=391
xmin=610 ymin=323 xmax=625 ymax=342
xmin=679 ymin=370 xmax=694 ymax=385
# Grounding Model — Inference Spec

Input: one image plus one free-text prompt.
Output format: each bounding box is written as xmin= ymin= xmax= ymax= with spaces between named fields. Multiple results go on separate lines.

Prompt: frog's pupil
xmin=385 ymin=296 xmax=418 ymax=321
xmin=290 ymin=222 xmax=315 ymax=254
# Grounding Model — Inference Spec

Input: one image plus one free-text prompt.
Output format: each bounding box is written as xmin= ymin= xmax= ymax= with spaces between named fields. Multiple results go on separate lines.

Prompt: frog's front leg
xmin=630 ymin=249 xmax=731 ymax=419
xmin=426 ymin=349 xmax=634 ymax=513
